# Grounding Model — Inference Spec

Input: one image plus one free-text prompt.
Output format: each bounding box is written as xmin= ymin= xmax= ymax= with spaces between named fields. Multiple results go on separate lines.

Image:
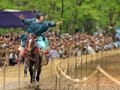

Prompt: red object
xmin=32 ymin=46 xmax=39 ymax=55
xmin=19 ymin=49 xmax=28 ymax=57
xmin=44 ymin=50 xmax=49 ymax=55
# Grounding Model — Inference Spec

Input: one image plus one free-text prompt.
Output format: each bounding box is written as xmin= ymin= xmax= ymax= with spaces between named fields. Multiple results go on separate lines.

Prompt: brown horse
xmin=19 ymin=37 xmax=42 ymax=83
xmin=19 ymin=36 xmax=48 ymax=86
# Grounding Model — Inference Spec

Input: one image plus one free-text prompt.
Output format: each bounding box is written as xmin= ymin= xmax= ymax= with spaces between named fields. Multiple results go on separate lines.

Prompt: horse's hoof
xmin=25 ymin=83 xmax=33 ymax=89
xmin=36 ymin=82 xmax=39 ymax=86
xmin=28 ymin=83 xmax=35 ymax=88
xmin=35 ymin=86 xmax=40 ymax=90
xmin=24 ymin=74 xmax=28 ymax=78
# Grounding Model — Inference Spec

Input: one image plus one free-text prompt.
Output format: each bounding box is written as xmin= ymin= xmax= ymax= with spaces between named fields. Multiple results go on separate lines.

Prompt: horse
xmin=18 ymin=35 xmax=49 ymax=86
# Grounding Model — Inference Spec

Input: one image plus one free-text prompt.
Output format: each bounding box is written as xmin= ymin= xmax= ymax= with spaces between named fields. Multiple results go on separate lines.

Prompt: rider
xmin=20 ymin=13 xmax=62 ymax=50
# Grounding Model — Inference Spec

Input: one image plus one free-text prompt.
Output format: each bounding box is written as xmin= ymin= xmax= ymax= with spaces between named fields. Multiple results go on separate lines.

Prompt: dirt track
xmin=0 ymin=49 xmax=120 ymax=90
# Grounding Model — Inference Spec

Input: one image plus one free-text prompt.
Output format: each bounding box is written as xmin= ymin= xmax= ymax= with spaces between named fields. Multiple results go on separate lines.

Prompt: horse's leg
xmin=29 ymin=61 xmax=34 ymax=83
xmin=32 ymin=64 xmax=36 ymax=83
xmin=29 ymin=54 xmax=38 ymax=84
xmin=36 ymin=55 xmax=42 ymax=83
xmin=24 ymin=58 xmax=28 ymax=77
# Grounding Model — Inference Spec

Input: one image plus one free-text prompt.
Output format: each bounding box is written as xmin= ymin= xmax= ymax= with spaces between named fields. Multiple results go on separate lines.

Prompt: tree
xmin=0 ymin=0 xmax=120 ymax=33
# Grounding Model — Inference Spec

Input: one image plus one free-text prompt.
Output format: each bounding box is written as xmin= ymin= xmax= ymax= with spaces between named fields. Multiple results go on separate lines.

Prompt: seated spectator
xmin=87 ymin=45 xmax=96 ymax=54
xmin=49 ymin=47 xmax=59 ymax=59
xmin=113 ymin=41 xmax=120 ymax=48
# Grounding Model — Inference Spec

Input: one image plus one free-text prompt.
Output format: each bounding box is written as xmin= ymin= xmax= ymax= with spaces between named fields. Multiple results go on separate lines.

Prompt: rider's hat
xmin=36 ymin=13 xmax=45 ymax=19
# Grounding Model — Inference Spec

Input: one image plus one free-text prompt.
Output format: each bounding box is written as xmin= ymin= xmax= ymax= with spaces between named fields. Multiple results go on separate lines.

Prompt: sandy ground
xmin=0 ymin=49 xmax=120 ymax=90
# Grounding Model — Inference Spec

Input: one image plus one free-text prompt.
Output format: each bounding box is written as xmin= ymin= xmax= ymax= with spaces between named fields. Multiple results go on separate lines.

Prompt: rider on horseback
xmin=19 ymin=12 xmax=62 ymax=85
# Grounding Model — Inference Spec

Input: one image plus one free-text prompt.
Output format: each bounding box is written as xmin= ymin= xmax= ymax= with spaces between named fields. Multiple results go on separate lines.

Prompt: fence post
xmin=96 ymin=65 xmax=100 ymax=90
xmin=80 ymin=54 xmax=83 ymax=80
xmin=51 ymin=59 xmax=53 ymax=76
xmin=3 ymin=49 xmax=8 ymax=90
xmin=18 ymin=61 xmax=21 ymax=90
xmin=85 ymin=54 xmax=87 ymax=78
xmin=3 ymin=62 xmax=6 ymax=90
xmin=75 ymin=55 xmax=78 ymax=78
xmin=5 ymin=49 xmax=9 ymax=66
xmin=55 ymin=75 xmax=58 ymax=90
xmin=67 ymin=51 xmax=70 ymax=90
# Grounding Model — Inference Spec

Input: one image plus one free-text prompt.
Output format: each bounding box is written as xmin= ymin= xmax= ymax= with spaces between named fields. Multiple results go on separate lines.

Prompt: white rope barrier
xmin=97 ymin=66 xmax=120 ymax=86
xmin=57 ymin=63 xmax=98 ymax=83
xmin=57 ymin=63 xmax=120 ymax=86
xmin=77 ymin=48 xmax=120 ymax=67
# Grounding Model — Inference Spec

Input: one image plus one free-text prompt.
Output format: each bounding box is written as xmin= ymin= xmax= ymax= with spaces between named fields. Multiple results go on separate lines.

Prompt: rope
xmin=97 ymin=66 xmax=120 ymax=86
xmin=57 ymin=63 xmax=98 ymax=83
xmin=57 ymin=63 xmax=120 ymax=86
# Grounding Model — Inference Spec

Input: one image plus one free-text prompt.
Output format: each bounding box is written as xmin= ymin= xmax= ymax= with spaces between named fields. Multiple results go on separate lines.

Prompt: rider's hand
xmin=20 ymin=14 xmax=24 ymax=20
xmin=56 ymin=21 xmax=63 ymax=26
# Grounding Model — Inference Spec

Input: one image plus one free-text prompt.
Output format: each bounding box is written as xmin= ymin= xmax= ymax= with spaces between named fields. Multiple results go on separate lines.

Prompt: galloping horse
xmin=28 ymin=42 xmax=42 ymax=84
xmin=19 ymin=34 xmax=49 ymax=85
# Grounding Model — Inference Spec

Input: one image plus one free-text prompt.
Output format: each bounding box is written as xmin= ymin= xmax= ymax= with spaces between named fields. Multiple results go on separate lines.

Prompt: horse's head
xmin=27 ymin=39 xmax=35 ymax=53
xmin=26 ymin=34 xmax=36 ymax=52
xmin=27 ymin=38 xmax=40 ymax=56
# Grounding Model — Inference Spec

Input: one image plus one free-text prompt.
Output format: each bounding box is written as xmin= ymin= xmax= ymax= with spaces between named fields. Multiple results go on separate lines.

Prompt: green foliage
xmin=0 ymin=28 xmax=23 ymax=35
xmin=0 ymin=0 xmax=120 ymax=33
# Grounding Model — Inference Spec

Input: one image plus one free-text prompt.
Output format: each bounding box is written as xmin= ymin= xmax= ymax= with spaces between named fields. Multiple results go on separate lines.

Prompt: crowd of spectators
xmin=0 ymin=30 xmax=120 ymax=66
xmin=45 ymin=31 xmax=120 ymax=59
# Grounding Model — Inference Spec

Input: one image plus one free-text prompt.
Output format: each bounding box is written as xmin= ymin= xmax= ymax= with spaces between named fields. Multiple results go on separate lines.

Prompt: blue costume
xmin=20 ymin=18 xmax=56 ymax=49
xmin=20 ymin=34 xmax=27 ymax=47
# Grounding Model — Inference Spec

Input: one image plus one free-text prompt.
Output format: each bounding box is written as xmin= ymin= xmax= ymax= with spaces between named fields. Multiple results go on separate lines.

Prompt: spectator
xmin=9 ymin=50 xmax=18 ymax=66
